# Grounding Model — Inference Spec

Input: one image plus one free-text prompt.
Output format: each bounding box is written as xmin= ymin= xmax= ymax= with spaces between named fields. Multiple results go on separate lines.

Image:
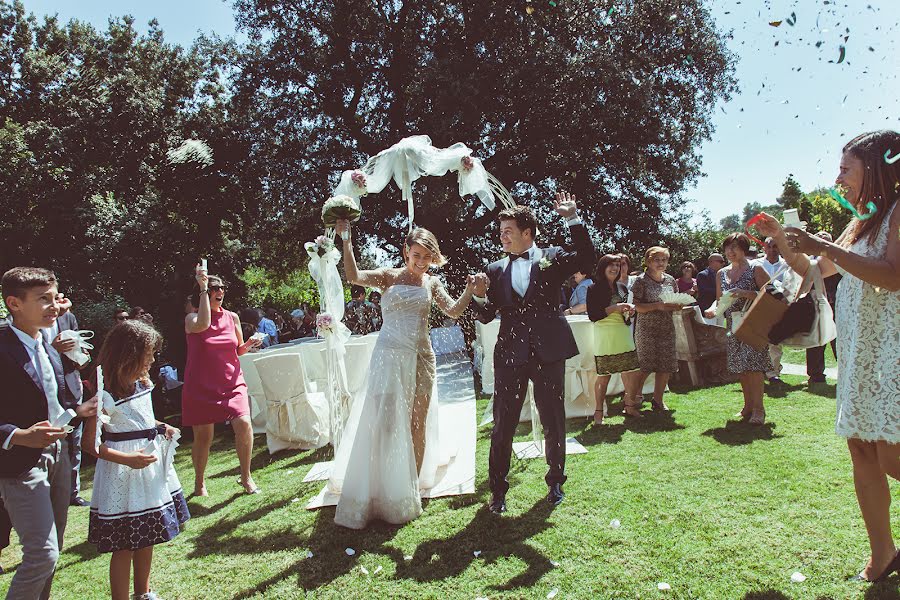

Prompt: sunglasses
xmin=209 ymin=285 xmax=226 ymax=292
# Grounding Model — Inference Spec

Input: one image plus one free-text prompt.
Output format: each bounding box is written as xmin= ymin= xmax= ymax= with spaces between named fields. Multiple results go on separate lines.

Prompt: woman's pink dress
xmin=182 ymin=310 xmax=250 ymax=426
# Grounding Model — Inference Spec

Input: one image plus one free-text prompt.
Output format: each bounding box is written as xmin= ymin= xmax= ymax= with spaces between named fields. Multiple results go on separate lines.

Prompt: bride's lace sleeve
xmin=431 ymin=277 xmax=473 ymax=319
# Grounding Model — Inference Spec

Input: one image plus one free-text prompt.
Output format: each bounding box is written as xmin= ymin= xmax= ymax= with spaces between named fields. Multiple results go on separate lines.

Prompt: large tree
xmin=232 ymin=0 xmax=737 ymax=278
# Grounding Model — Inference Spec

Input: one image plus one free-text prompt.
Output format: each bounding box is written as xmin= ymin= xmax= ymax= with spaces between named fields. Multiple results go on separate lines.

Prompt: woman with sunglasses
xmin=182 ymin=268 xmax=263 ymax=496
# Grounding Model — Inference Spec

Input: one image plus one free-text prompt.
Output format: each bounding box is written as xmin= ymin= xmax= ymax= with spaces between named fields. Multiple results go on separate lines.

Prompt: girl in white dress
xmin=757 ymin=129 xmax=900 ymax=583
xmin=83 ymin=321 xmax=189 ymax=600
xmin=329 ymin=220 xmax=479 ymax=529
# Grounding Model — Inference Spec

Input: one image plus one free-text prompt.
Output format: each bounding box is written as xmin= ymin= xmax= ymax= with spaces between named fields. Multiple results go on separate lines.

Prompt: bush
xmin=239 ymin=265 xmax=324 ymax=313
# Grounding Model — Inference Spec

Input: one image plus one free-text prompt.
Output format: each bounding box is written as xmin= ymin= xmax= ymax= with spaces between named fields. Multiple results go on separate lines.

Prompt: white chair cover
xmin=253 ymin=353 xmax=330 ymax=454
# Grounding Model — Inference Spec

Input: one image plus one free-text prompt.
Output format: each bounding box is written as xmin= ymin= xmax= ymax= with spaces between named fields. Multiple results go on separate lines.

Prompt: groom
xmin=473 ymin=193 xmax=596 ymax=513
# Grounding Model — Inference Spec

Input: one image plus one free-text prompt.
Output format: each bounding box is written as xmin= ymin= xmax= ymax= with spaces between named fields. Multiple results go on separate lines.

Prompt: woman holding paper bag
xmin=182 ymin=267 xmax=262 ymax=497
xmin=756 ymin=130 xmax=900 ymax=583
xmin=713 ymin=233 xmax=772 ymax=425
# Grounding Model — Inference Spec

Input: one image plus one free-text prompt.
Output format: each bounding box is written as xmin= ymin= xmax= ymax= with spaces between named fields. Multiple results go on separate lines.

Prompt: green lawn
xmin=2 ymin=376 xmax=897 ymax=599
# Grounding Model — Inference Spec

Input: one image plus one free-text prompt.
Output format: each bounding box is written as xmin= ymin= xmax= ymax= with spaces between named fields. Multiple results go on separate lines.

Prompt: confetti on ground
xmin=610 ymin=518 xmax=621 ymax=528
xmin=547 ymin=588 xmax=559 ymax=599
xmin=305 ymin=550 xmax=314 ymax=558
xmin=290 ymin=498 xmax=299 ymax=503
xmin=286 ymin=470 xmax=294 ymax=475
xmin=658 ymin=582 xmax=672 ymax=590
xmin=373 ymin=566 xmax=383 ymax=574
xmin=404 ymin=555 xmax=413 ymax=561
xmin=360 ymin=566 xmax=369 ymax=575
xmin=473 ymin=550 xmax=482 ymax=557
xmin=791 ymin=572 xmax=807 ymax=583
xmin=345 ymin=548 xmax=356 ymax=556
xmin=550 ymin=560 xmax=560 ymax=567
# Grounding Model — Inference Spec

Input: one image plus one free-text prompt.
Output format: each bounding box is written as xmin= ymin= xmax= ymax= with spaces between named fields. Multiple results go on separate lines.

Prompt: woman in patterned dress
xmin=587 ymin=254 xmax=639 ymax=424
xmin=631 ymin=246 xmax=684 ymax=416
xmin=757 ymin=130 xmax=900 ymax=583
xmin=712 ymin=233 xmax=772 ymax=425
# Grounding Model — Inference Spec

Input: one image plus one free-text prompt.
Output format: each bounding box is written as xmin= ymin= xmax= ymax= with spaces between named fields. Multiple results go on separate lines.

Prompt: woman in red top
xmin=182 ymin=267 xmax=262 ymax=496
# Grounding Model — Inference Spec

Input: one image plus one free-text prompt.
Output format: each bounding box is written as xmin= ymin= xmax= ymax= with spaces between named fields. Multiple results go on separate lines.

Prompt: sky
xmin=20 ymin=0 xmax=900 ymax=225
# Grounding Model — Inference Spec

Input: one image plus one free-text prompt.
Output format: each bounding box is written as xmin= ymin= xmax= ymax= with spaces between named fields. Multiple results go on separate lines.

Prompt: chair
xmin=253 ymin=353 xmax=330 ymax=454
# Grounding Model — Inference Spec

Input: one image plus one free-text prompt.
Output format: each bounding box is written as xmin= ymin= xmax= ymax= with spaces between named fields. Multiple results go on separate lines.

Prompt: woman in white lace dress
xmin=758 ymin=130 xmax=900 ymax=583
xmin=327 ymin=220 xmax=480 ymax=529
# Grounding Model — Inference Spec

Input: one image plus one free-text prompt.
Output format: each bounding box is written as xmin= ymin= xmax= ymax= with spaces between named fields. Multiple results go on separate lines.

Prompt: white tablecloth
xmin=474 ymin=316 xmax=658 ymax=421
xmin=239 ymin=333 xmax=379 ymax=432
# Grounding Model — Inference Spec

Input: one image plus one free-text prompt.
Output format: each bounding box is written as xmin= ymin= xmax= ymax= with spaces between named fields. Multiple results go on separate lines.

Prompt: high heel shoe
xmin=593 ymin=410 xmax=604 ymax=425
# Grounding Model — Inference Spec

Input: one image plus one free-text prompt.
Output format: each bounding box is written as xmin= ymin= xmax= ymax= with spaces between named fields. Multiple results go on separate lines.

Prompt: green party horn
xmin=828 ymin=187 xmax=877 ymax=221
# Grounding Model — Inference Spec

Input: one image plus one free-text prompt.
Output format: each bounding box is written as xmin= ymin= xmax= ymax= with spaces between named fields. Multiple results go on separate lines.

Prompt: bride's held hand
xmin=471 ymin=273 xmax=489 ymax=297
xmin=335 ymin=219 xmax=351 ymax=241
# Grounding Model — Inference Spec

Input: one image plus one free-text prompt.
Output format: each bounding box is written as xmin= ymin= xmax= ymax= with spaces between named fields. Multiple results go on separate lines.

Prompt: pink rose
xmin=461 ymin=156 xmax=475 ymax=171
xmin=351 ymin=171 xmax=367 ymax=189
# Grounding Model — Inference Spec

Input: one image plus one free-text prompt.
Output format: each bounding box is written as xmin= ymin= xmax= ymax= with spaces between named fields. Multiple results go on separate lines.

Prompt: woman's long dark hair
xmin=593 ymin=254 xmax=621 ymax=288
xmin=842 ymin=130 xmax=900 ymax=245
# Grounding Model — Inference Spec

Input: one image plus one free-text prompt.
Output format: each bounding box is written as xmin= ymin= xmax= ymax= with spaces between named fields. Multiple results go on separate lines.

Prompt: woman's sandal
xmin=237 ymin=478 xmax=261 ymax=495
xmin=851 ymin=550 xmax=900 ymax=582
xmin=593 ymin=410 xmax=604 ymax=425
xmin=748 ymin=411 xmax=766 ymax=425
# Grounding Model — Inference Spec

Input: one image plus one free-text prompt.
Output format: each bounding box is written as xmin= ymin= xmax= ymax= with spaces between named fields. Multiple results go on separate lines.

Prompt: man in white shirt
xmin=758 ymin=237 xmax=787 ymax=383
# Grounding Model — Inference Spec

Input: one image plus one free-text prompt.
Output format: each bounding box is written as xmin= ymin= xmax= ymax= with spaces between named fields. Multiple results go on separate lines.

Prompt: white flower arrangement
xmin=321 ymin=194 xmax=361 ymax=227
xmin=316 ymin=313 xmax=336 ymax=336
xmin=304 ymin=235 xmax=335 ymax=257
xmin=539 ymin=257 xmax=553 ymax=270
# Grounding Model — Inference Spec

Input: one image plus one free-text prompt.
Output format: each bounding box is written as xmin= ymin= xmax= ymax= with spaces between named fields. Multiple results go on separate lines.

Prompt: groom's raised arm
xmin=555 ymin=220 xmax=596 ymax=278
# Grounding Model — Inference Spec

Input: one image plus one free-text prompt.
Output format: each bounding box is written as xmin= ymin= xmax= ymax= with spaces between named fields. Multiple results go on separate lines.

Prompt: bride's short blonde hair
xmin=404 ymin=227 xmax=447 ymax=267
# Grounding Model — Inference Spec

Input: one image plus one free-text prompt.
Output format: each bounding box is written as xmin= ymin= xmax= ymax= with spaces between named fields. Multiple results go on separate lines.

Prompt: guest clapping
xmin=182 ymin=268 xmax=262 ymax=496
xmin=755 ymin=130 xmax=900 ymax=582
xmin=630 ymin=247 xmax=681 ymax=415
xmin=707 ymin=233 xmax=771 ymax=424
xmin=586 ymin=255 xmax=640 ymax=424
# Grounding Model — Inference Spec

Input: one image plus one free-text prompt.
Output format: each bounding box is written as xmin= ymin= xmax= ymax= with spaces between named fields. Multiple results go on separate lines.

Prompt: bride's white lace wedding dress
xmin=328 ymin=278 xmax=466 ymax=529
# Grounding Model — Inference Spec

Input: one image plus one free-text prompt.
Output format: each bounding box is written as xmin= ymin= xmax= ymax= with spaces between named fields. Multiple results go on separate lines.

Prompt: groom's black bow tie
xmin=509 ymin=251 xmax=530 ymax=261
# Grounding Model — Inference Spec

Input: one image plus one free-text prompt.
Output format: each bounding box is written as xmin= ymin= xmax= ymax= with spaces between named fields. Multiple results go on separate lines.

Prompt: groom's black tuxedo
xmin=474 ymin=222 xmax=596 ymax=498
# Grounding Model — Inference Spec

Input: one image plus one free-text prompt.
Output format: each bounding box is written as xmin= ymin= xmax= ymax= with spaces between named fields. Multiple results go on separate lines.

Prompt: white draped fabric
xmin=328 ymin=285 xmax=454 ymax=529
xmin=331 ymin=135 xmax=505 ymax=229
xmin=305 ymin=242 xmax=353 ymax=450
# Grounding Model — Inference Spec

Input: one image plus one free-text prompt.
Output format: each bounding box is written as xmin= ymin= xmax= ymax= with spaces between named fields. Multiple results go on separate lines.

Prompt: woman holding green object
xmin=756 ymin=130 xmax=900 ymax=583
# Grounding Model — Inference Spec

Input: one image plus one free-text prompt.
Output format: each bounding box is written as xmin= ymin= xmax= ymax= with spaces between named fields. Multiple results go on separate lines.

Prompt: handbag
xmin=775 ymin=259 xmax=837 ymax=349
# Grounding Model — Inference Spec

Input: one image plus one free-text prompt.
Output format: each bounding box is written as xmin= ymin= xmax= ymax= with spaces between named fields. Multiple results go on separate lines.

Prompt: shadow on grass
xmin=397 ymin=500 xmax=556 ymax=592
xmin=186 ymin=491 xmax=243 ymax=518
xmin=865 ymin=575 xmax=900 ymax=599
xmin=805 ymin=382 xmax=837 ymax=399
xmin=742 ymin=591 xmax=790 ymax=600
xmin=764 ymin=382 xmax=806 ymax=399
xmin=702 ymin=420 xmax=782 ymax=446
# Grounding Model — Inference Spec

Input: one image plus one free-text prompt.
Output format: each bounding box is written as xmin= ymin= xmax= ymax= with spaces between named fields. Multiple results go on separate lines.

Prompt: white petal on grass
xmin=791 ymin=572 xmax=807 ymax=583
xmin=359 ymin=566 xmax=369 ymax=575
xmin=373 ymin=566 xmax=383 ymax=574
xmin=345 ymin=548 xmax=356 ymax=556
xmin=547 ymin=588 xmax=559 ymax=599
xmin=473 ymin=550 xmax=482 ymax=557
xmin=290 ymin=498 xmax=299 ymax=503
xmin=658 ymin=582 xmax=671 ymax=591
xmin=404 ymin=555 xmax=413 ymax=561
xmin=305 ymin=550 xmax=314 ymax=558
xmin=550 ymin=560 xmax=560 ymax=567
xmin=610 ymin=519 xmax=621 ymax=529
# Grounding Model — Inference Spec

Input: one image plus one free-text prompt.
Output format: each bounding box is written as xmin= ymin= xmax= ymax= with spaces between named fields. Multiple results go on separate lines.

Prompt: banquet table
xmin=475 ymin=315 xmax=659 ymax=421
xmin=239 ymin=332 xmax=379 ymax=432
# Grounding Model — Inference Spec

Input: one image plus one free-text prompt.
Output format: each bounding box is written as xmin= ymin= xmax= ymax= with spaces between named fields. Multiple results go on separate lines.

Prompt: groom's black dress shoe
xmin=488 ymin=495 xmax=507 ymax=514
xmin=547 ymin=484 xmax=564 ymax=506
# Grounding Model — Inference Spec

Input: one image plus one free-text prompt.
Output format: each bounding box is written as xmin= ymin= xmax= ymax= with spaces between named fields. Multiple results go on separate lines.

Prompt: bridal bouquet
xmin=304 ymin=235 xmax=334 ymax=257
xmin=321 ymin=195 xmax=361 ymax=228
xmin=316 ymin=313 xmax=336 ymax=336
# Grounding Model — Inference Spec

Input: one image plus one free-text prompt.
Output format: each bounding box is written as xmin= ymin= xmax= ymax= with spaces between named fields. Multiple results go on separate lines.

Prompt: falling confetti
xmin=786 ymin=11 xmax=797 ymax=26
xmin=769 ymin=20 xmax=783 ymax=27
xmin=834 ymin=45 xmax=846 ymax=63
xmin=885 ymin=149 xmax=900 ymax=165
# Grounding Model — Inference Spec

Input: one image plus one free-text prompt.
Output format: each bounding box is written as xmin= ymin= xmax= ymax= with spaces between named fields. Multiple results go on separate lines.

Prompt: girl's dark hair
xmin=841 ymin=130 xmax=900 ymax=245
xmin=98 ymin=320 xmax=162 ymax=398
xmin=191 ymin=274 xmax=224 ymax=308
xmin=594 ymin=254 xmax=621 ymax=285
xmin=721 ymin=232 xmax=751 ymax=255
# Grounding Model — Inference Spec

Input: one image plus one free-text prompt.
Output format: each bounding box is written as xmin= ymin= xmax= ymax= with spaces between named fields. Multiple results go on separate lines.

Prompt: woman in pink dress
xmin=183 ymin=268 xmax=262 ymax=496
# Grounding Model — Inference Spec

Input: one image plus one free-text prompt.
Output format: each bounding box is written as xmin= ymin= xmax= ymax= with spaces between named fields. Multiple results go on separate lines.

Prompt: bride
xmin=328 ymin=218 xmax=480 ymax=529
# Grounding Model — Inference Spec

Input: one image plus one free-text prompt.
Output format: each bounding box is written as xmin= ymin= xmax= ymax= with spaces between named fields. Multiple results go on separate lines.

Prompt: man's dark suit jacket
xmin=696 ymin=267 xmax=718 ymax=312
xmin=474 ymin=223 xmax=596 ymax=367
xmin=0 ymin=322 xmax=71 ymax=478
